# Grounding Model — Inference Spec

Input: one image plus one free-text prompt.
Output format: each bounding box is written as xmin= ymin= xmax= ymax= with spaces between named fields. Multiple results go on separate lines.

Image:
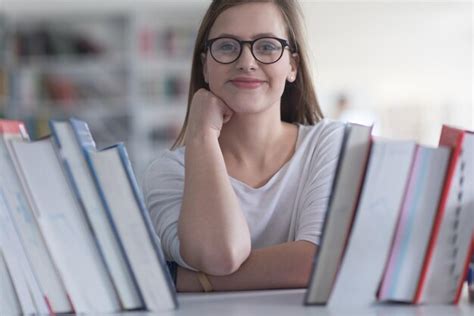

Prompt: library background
xmin=0 ymin=0 xmax=472 ymax=315
xmin=0 ymin=0 xmax=471 ymax=181
xmin=0 ymin=1 xmax=208 ymax=180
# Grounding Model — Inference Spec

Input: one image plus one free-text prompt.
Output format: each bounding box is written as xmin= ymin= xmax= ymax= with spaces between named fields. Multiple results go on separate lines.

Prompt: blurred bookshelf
xmin=0 ymin=14 xmax=7 ymax=118
xmin=1 ymin=5 xmax=206 ymax=181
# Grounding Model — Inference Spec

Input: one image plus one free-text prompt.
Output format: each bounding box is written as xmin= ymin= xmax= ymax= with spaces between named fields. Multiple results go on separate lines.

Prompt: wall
xmin=301 ymin=1 xmax=472 ymax=144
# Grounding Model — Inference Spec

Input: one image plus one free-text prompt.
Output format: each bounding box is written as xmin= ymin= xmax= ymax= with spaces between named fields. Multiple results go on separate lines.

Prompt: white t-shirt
xmin=143 ymin=119 xmax=345 ymax=270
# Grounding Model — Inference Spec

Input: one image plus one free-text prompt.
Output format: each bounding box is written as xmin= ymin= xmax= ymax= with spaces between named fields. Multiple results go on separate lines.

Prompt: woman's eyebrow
xmin=214 ymin=32 xmax=280 ymax=39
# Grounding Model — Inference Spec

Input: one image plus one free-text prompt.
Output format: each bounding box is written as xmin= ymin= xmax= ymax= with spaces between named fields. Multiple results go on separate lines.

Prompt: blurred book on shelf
xmin=0 ymin=69 xmax=6 ymax=117
xmin=14 ymin=27 xmax=104 ymax=60
xmin=1 ymin=4 xmax=207 ymax=181
xmin=138 ymin=24 xmax=196 ymax=59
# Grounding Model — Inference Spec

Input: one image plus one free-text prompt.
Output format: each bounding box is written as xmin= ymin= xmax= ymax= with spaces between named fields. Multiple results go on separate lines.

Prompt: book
xmin=328 ymin=139 xmax=416 ymax=307
xmin=0 ymin=249 xmax=22 ymax=315
xmin=305 ymin=123 xmax=373 ymax=305
xmin=50 ymin=118 xmax=144 ymax=310
xmin=378 ymin=144 xmax=451 ymax=302
xmin=84 ymin=143 xmax=177 ymax=312
xmin=415 ymin=126 xmax=474 ymax=304
xmin=8 ymin=137 xmax=121 ymax=313
xmin=0 ymin=199 xmax=41 ymax=315
xmin=0 ymin=121 xmax=52 ymax=315
xmin=0 ymin=120 xmax=73 ymax=313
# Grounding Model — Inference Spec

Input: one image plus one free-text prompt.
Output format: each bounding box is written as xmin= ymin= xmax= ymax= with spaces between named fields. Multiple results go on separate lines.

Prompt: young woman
xmin=143 ymin=0 xmax=345 ymax=292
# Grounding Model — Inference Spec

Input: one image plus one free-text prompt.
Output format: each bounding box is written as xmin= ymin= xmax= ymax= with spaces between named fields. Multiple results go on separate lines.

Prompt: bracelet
xmin=197 ymin=272 xmax=213 ymax=292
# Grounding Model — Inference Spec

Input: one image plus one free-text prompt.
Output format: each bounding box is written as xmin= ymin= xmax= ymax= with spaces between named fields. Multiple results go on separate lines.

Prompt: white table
xmin=126 ymin=288 xmax=473 ymax=316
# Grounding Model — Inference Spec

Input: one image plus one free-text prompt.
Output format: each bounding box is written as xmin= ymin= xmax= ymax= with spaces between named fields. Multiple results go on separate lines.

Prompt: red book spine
xmin=413 ymin=126 xmax=464 ymax=303
xmin=0 ymin=120 xmax=25 ymax=134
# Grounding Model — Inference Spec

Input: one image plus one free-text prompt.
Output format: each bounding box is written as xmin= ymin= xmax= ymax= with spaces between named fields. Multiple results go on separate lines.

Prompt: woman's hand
xmin=185 ymin=88 xmax=233 ymax=141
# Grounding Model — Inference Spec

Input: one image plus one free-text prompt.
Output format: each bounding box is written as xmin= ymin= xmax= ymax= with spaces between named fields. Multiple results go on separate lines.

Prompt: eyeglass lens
xmin=210 ymin=38 xmax=284 ymax=64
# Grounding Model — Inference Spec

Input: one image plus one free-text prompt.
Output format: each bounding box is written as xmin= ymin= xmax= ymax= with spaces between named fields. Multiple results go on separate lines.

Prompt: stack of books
xmin=305 ymin=123 xmax=474 ymax=307
xmin=0 ymin=118 xmax=177 ymax=315
xmin=1 ymin=117 xmax=472 ymax=313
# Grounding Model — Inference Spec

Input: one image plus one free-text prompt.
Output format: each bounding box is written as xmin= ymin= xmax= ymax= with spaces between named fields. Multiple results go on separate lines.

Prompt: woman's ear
xmin=287 ymin=52 xmax=299 ymax=83
xmin=201 ymin=52 xmax=209 ymax=84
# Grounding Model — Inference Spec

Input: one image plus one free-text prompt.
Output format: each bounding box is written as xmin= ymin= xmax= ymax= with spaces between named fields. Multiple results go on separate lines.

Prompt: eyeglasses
xmin=205 ymin=37 xmax=296 ymax=65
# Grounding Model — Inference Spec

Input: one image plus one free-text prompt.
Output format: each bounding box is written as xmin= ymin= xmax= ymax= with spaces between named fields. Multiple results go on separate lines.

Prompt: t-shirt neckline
xmin=228 ymin=124 xmax=303 ymax=191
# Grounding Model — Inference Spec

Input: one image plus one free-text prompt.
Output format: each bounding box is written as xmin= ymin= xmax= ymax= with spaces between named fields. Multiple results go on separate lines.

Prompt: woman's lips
xmin=230 ymin=79 xmax=264 ymax=89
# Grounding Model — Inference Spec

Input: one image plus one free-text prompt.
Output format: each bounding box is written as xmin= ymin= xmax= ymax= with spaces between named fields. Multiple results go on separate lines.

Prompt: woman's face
xmin=203 ymin=2 xmax=298 ymax=115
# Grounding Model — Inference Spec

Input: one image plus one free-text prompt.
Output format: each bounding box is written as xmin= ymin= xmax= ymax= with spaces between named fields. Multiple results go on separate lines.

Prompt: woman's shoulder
xmin=142 ymin=147 xmax=186 ymax=190
xmin=294 ymin=119 xmax=346 ymax=175
xmin=298 ymin=118 xmax=346 ymax=147
xmin=147 ymin=147 xmax=186 ymax=170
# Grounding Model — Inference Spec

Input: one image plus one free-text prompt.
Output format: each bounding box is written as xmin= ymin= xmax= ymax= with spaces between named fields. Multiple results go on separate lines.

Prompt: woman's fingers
xmin=187 ymin=88 xmax=233 ymax=138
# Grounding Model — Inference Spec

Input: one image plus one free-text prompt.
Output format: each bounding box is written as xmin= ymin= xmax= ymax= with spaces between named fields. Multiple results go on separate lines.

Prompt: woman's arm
xmin=176 ymin=240 xmax=317 ymax=292
xmin=178 ymin=89 xmax=251 ymax=276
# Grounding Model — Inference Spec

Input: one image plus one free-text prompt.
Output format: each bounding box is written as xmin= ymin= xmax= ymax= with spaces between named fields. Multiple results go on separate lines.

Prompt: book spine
xmin=116 ymin=144 xmax=178 ymax=308
xmin=50 ymin=122 xmax=122 ymax=307
xmin=0 ymin=120 xmax=25 ymax=134
xmin=413 ymin=131 xmax=464 ymax=303
xmin=82 ymin=147 xmax=146 ymax=309
xmin=339 ymin=131 xmax=373 ymax=265
xmin=304 ymin=123 xmax=350 ymax=305
xmin=304 ymin=123 xmax=351 ymax=306
xmin=69 ymin=118 xmax=96 ymax=150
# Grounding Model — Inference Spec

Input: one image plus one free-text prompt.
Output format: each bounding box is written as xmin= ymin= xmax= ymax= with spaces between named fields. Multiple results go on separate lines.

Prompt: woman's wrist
xmin=176 ymin=266 xmax=203 ymax=292
xmin=185 ymin=128 xmax=220 ymax=147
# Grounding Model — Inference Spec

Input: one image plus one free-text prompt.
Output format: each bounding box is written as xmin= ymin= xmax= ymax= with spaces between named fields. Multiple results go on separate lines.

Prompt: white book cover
xmin=85 ymin=144 xmax=177 ymax=312
xmin=0 ymin=189 xmax=48 ymax=315
xmin=420 ymin=132 xmax=474 ymax=303
xmin=378 ymin=145 xmax=451 ymax=301
xmin=328 ymin=140 xmax=416 ymax=307
xmin=0 ymin=249 xmax=22 ymax=315
xmin=50 ymin=119 xmax=143 ymax=310
xmin=9 ymin=138 xmax=120 ymax=313
xmin=1 ymin=134 xmax=72 ymax=313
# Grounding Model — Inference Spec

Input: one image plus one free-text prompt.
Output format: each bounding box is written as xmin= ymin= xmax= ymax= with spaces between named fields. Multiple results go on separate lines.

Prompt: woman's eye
xmin=256 ymin=41 xmax=279 ymax=53
xmin=217 ymin=42 xmax=238 ymax=52
xmin=264 ymin=44 xmax=277 ymax=50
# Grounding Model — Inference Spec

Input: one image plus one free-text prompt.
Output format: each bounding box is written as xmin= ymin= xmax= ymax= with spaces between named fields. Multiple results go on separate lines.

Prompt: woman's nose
xmin=235 ymin=44 xmax=258 ymax=71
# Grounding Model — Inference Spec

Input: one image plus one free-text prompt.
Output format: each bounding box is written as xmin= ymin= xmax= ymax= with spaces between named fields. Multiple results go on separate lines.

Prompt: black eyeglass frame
xmin=204 ymin=36 xmax=297 ymax=65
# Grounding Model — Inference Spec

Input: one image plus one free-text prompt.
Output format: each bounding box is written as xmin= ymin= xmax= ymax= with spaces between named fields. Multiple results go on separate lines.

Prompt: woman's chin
xmin=227 ymin=103 xmax=269 ymax=115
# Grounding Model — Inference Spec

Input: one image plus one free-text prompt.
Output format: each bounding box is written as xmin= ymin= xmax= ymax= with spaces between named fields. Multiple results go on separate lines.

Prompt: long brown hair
xmin=172 ymin=0 xmax=323 ymax=149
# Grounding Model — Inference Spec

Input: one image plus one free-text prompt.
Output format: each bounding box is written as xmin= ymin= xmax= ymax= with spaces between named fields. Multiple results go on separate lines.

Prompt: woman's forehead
xmin=208 ymin=3 xmax=289 ymax=39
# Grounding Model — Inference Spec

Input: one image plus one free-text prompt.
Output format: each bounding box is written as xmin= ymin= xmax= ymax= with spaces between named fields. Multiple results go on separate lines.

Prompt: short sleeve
xmin=295 ymin=121 xmax=345 ymax=245
xmin=142 ymin=149 xmax=197 ymax=270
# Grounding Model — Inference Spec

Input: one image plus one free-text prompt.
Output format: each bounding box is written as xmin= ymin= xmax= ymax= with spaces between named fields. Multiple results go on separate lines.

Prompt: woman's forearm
xmin=177 ymin=240 xmax=317 ymax=292
xmin=178 ymin=133 xmax=251 ymax=275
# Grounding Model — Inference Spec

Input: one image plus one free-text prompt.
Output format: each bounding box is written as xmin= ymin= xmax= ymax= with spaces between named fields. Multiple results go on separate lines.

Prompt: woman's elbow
xmin=200 ymin=241 xmax=251 ymax=275
xmin=181 ymin=240 xmax=250 ymax=276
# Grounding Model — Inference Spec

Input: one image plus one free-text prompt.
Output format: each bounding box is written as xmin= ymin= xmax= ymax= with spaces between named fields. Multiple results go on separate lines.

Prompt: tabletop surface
xmin=121 ymin=288 xmax=473 ymax=316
